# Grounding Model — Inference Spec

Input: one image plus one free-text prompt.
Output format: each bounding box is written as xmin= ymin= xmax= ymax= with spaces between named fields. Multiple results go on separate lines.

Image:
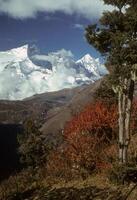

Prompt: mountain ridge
xmin=0 ymin=45 xmax=108 ymax=100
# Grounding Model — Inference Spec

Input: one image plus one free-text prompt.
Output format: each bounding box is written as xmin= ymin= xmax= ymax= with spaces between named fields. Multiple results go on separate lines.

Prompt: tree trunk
xmin=123 ymin=79 xmax=135 ymax=163
xmin=118 ymin=78 xmax=135 ymax=164
xmin=118 ymin=90 xmax=124 ymax=163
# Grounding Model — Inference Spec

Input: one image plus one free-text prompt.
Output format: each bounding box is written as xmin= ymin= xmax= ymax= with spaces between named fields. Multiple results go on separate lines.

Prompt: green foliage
xmin=85 ymin=0 xmax=137 ymax=168
xmin=94 ymin=76 xmax=116 ymax=103
xmin=108 ymin=164 xmax=127 ymax=184
xmin=18 ymin=119 xmax=53 ymax=168
xmin=103 ymin=0 xmax=127 ymax=8
xmin=85 ymin=0 xmax=137 ymax=86
xmin=108 ymin=163 xmax=137 ymax=185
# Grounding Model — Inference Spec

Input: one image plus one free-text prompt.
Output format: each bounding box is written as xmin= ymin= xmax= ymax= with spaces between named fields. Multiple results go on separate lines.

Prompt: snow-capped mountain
xmin=0 ymin=45 xmax=108 ymax=100
xmin=76 ymin=54 xmax=107 ymax=77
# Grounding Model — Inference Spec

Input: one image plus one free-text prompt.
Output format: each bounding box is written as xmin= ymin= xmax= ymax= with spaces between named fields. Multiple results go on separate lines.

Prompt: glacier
xmin=0 ymin=45 xmax=108 ymax=100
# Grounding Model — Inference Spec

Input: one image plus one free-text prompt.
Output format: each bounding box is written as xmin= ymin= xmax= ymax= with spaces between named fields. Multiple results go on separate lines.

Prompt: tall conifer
xmin=85 ymin=0 xmax=137 ymax=164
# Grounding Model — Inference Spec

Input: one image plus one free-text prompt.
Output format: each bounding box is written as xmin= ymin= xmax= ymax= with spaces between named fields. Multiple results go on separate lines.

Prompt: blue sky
xmin=0 ymin=0 xmax=110 ymax=59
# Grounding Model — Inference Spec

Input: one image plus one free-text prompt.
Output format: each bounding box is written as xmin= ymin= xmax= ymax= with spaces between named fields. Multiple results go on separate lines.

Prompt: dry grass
xmin=1 ymin=168 xmax=137 ymax=200
xmin=43 ymin=173 xmax=111 ymax=190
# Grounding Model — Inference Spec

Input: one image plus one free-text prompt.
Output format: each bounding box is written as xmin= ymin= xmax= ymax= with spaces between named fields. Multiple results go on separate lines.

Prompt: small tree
xmin=85 ymin=0 xmax=137 ymax=164
xmin=18 ymin=119 xmax=52 ymax=168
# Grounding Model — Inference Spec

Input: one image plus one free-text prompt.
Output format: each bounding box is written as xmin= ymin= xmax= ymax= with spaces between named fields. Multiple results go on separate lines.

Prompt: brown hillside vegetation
xmin=1 ymin=99 xmax=137 ymax=200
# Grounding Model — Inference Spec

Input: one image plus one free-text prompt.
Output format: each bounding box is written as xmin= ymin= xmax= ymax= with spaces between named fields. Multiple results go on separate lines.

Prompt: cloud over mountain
xmin=0 ymin=45 xmax=108 ymax=100
xmin=0 ymin=0 xmax=110 ymax=19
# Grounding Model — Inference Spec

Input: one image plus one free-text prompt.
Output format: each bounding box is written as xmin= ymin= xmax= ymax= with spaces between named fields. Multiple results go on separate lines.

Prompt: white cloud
xmin=74 ymin=24 xmax=84 ymax=30
xmin=0 ymin=0 xmax=110 ymax=19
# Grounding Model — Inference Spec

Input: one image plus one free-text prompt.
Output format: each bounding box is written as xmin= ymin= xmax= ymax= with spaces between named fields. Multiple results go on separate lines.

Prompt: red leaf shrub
xmin=46 ymin=149 xmax=72 ymax=179
xmin=64 ymin=101 xmax=118 ymax=143
xmin=46 ymin=133 xmax=107 ymax=178
xmin=46 ymin=102 xmax=118 ymax=177
xmin=65 ymin=133 xmax=103 ymax=171
xmin=46 ymin=100 xmax=137 ymax=179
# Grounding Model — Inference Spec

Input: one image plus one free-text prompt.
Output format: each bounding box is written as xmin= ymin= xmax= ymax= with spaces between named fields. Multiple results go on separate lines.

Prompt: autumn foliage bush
xmin=64 ymin=101 xmax=118 ymax=141
xmin=46 ymin=102 xmax=118 ymax=178
xmin=47 ymin=134 xmax=106 ymax=178
xmin=46 ymin=100 xmax=137 ymax=179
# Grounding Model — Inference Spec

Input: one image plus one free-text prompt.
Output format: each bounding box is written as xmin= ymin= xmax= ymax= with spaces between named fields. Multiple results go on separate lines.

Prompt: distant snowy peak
xmin=5 ymin=44 xmax=39 ymax=62
xmin=76 ymin=54 xmax=108 ymax=78
xmin=77 ymin=54 xmax=95 ymax=63
xmin=8 ymin=45 xmax=28 ymax=60
xmin=0 ymin=45 xmax=108 ymax=100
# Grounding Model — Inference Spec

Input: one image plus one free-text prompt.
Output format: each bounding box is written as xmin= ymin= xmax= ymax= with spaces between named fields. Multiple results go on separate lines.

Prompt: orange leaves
xmin=64 ymin=101 xmax=118 ymax=142
xmin=46 ymin=149 xmax=72 ymax=178
xmin=46 ymin=101 xmax=118 ymax=177
xmin=66 ymin=134 xmax=98 ymax=164
xmin=60 ymin=101 xmax=118 ymax=173
xmin=46 ymin=100 xmax=137 ymax=178
xmin=47 ymin=133 xmax=105 ymax=177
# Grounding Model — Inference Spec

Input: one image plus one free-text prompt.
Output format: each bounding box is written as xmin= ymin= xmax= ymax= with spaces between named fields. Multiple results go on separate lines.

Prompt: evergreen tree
xmin=85 ymin=0 xmax=137 ymax=164
xmin=18 ymin=119 xmax=52 ymax=167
